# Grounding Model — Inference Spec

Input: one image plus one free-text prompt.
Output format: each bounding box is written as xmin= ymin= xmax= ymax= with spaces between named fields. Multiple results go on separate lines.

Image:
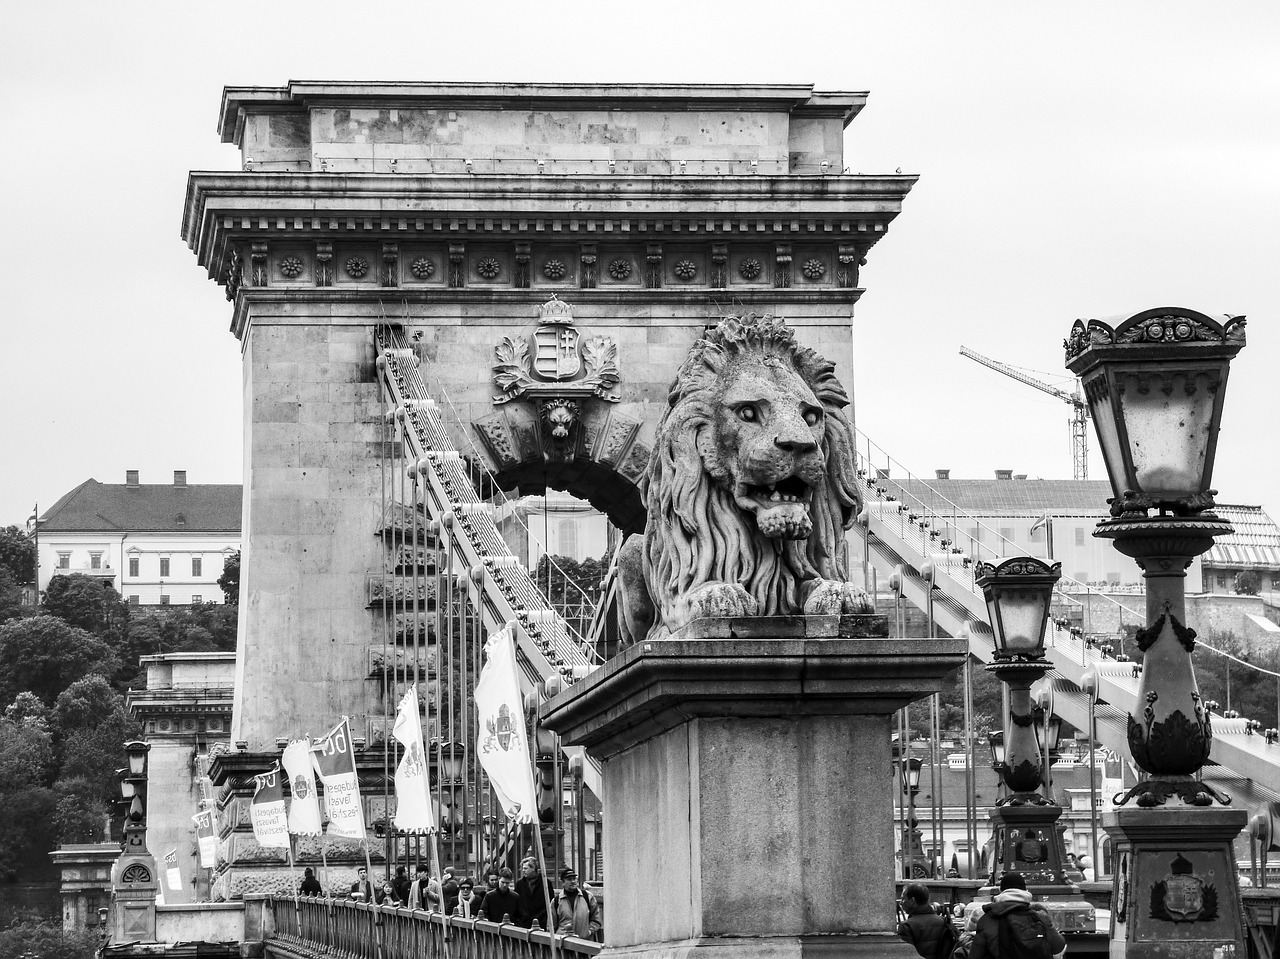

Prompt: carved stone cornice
xmin=182 ymin=172 xmax=916 ymax=283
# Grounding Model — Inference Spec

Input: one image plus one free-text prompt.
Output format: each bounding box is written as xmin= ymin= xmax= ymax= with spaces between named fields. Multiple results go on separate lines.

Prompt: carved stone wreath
xmin=674 ymin=259 xmax=697 ymax=280
xmin=410 ymin=257 xmax=434 ymax=279
xmin=475 ymin=257 xmax=501 ymax=279
xmin=608 ymin=258 xmax=632 ymax=280
xmin=543 ymin=259 xmax=567 ymax=280
xmin=345 ymin=256 xmax=369 ymax=278
xmin=279 ymin=256 xmax=303 ymax=278
xmin=739 ymin=258 xmax=763 ymax=280
xmin=802 ymin=258 xmax=826 ymax=279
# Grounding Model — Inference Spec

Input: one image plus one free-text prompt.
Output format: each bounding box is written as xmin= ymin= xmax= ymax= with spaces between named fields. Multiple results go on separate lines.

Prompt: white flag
xmin=282 ymin=739 xmax=323 ymax=836
xmin=250 ymin=765 xmax=290 ymax=849
xmin=393 ymin=685 xmax=437 ymax=833
xmin=163 ymin=848 xmax=183 ymax=891
xmin=311 ymin=718 xmax=366 ymax=840
xmin=474 ymin=625 xmax=538 ymax=823
xmin=191 ymin=809 xmax=218 ymax=868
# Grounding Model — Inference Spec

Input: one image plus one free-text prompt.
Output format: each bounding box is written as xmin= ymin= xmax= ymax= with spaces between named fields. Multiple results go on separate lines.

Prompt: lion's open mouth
xmin=740 ymin=475 xmax=811 ymax=507
xmin=734 ymin=476 xmax=814 ymax=540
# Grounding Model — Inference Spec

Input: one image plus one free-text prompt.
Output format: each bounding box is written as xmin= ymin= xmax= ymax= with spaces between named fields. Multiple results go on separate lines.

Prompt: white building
xmin=36 ymin=470 xmax=241 ymax=606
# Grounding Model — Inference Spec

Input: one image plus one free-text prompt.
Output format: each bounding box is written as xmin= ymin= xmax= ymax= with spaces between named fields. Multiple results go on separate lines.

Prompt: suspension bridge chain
xmin=850 ymin=429 xmax=1280 ymax=799
xmin=375 ymin=325 xmax=603 ymax=801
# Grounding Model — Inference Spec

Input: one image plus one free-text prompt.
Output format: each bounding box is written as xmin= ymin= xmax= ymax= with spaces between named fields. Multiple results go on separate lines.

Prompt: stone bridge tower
xmin=182 ymin=82 xmax=914 ymax=896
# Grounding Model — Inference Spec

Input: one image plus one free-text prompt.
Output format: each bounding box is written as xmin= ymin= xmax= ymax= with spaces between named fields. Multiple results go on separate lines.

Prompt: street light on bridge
xmin=1066 ymin=307 xmax=1249 ymax=955
xmin=975 ymin=556 xmax=1078 ymax=894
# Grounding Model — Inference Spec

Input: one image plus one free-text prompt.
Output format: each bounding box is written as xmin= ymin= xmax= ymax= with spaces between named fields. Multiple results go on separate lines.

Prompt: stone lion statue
xmin=617 ymin=314 xmax=870 ymax=643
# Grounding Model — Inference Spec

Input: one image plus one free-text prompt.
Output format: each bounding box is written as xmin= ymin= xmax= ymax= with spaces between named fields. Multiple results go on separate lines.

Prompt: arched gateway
xmin=182 ymin=82 xmax=915 ymax=898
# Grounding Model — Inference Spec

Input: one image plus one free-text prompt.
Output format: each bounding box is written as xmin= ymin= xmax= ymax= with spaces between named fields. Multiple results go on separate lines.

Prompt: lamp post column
xmin=1065 ymin=307 xmax=1249 ymax=958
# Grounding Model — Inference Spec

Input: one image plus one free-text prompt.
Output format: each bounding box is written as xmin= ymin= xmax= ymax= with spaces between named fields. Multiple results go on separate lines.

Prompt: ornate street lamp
xmin=975 ymin=557 xmax=1060 ymax=803
xmin=1065 ymin=309 xmax=1245 ymax=803
xmin=975 ymin=557 xmax=1077 ymax=893
xmin=1066 ymin=307 xmax=1248 ymax=954
xmin=891 ymin=747 xmax=928 ymax=879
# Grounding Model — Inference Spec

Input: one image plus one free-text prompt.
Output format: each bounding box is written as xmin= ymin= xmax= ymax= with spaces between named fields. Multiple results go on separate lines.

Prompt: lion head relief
xmin=617 ymin=314 xmax=869 ymax=644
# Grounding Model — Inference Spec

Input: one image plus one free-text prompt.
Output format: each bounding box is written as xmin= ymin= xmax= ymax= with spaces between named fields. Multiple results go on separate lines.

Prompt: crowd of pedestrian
xmin=298 ymin=857 xmax=602 ymax=939
xmin=897 ymin=873 xmax=1067 ymax=959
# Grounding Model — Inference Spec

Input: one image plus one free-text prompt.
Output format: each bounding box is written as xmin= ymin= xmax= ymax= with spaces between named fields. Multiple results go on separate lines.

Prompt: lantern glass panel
xmin=992 ymin=586 xmax=1051 ymax=655
xmin=1115 ymin=367 xmax=1220 ymax=499
xmin=988 ymin=731 xmax=1006 ymax=766
xmin=1084 ymin=377 xmax=1128 ymax=500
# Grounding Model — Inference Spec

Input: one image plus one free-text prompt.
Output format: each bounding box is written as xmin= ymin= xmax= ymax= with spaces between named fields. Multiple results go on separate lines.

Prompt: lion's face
xmin=705 ymin=355 xmax=827 ymax=540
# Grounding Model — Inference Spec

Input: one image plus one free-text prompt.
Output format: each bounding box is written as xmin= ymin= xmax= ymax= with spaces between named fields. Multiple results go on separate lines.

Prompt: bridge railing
xmin=270 ymin=896 xmax=602 ymax=959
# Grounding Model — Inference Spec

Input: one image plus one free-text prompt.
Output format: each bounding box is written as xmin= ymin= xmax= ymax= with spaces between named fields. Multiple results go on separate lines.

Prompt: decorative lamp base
xmin=1102 ymin=805 xmax=1246 ymax=959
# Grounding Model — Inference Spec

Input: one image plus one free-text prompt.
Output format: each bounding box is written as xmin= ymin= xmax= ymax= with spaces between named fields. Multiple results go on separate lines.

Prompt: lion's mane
xmin=640 ymin=315 xmax=862 ymax=628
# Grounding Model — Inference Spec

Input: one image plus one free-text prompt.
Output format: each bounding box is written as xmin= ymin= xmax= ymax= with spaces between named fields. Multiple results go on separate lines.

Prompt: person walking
xmin=454 ymin=877 xmax=481 ymax=918
xmin=515 ymin=856 xmax=553 ymax=929
xmin=299 ymin=867 xmax=323 ymax=897
xmin=552 ymin=868 xmax=602 ymax=939
xmin=392 ymin=865 xmax=411 ymax=904
xmin=442 ymin=877 xmax=460 ymax=916
xmin=896 ymin=883 xmax=954 ymax=959
xmin=970 ymin=873 xmax=1066 ymax=959
xmin=349 ymin=866 xmax=376 ymax=902
xmin=407 ymin=863 xmax=441 ymax=911
xmin=478 ymin=867 xmax=521 ymax=923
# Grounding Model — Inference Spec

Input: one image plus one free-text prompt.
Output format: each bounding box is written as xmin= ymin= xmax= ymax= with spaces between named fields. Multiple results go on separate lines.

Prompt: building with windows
xmin=35 ymin=470 xmax=241 ymax=606
xmin=889 ymin=474 xmax=1280 ymax=597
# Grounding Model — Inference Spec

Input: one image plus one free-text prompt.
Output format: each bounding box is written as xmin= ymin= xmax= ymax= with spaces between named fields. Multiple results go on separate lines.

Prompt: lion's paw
xmin=803 ymin=580 xmax=874 ymax=616
xmin=686 ymin=583 xmax=760 ymax=621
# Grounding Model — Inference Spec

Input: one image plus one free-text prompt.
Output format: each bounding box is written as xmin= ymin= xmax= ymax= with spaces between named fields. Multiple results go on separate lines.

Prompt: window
xmin=160 ymin=595 xmax=170 ymax=606
xmin=558 ymin=521 xmax=578 ymax=561
xmin=192 ymin=557 xmax=203 ymax=577
xmin=1074 ymin=571 xmax=1088 ymax=583
xmin=159 ymin=557 xmax=170 ymax=577
xmin=90 ymin=552 xmax=102 ymax=570
xmin=1075 ymin=528 xmax=1086 ymax=547
xmin=1217 ymin=575 xmax=1228 ymax=590
xmin=999 ymin=527 xmax=1013 ymax=543
xmin=191 ymin=594 xmax=202 ymax=604
xmin=57 ymin=553 xmax=70 ymax=569
xmin=128 ymin=595 xmax=140 ymax=606
xmin=129 ymin=557 xmax=139 ymax=577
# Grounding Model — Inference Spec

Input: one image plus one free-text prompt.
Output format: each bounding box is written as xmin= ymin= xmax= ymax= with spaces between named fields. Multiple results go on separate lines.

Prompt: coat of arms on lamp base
xmin=1102 ymin=805 xmax=1246 ymax=958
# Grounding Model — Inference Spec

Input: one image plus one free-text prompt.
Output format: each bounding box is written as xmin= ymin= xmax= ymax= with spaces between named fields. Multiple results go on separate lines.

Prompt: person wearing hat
xmin=552 ymin=867 xmax=602 ymax=939
xmin=970 ymin=873 xmax=1066 ymax=959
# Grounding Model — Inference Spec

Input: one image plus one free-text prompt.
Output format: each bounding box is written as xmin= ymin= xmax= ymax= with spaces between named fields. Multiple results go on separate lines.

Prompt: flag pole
xmin=533 ymin=818 xmax=558 ymax=959
xmin=286 ymin=834 xmax=302 ymax=935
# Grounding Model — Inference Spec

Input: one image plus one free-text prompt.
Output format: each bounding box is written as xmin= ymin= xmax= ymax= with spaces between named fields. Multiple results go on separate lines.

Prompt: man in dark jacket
xmin=514 ymin=856 xmax=553 ymax=928
xmin=970 ymin=873 xmax=1066 ymax=959
xmin=896 ymin=882 xmax=951 ymax=958
xmin=299 ymin=867 xmax=323 ymax=897
xmin=478 ymin=867 xmax=521 ymax=923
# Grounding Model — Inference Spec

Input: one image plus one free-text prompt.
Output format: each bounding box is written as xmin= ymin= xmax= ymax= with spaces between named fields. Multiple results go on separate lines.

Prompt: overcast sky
xmin=2 ymin=2 xmax=1277 ymax=527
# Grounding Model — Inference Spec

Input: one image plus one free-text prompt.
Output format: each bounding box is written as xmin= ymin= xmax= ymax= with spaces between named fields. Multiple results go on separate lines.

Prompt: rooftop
xmin=39 ymin=473 xmax=241 ymax=533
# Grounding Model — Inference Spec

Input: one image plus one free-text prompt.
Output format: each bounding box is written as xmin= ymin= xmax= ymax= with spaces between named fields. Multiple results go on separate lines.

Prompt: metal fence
xmin=270 ymin=896 xmax=602 ymax=959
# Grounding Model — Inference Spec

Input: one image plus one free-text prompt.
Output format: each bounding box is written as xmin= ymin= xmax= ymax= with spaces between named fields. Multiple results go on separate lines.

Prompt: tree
xmin=0 ymin=921 xmax=98 ymax=959
xmin=52 ymin=676 xmax=140 ymax=845
xmin=219 ymin=550 xmax=241 ymax=605
xmin=0 ymin=715 xmax=58 ymax=881
xmin=0 ymin=566 xmax=25 ymax=624
xmin=43 ymin=574 xmax=126 ymax=635
xmin=1235 ymin=570 xmax=1261 ymax=596
xmin=0 ymin=616 xmax=120 ymax=707
xmin=0 ymin=525 xmax=35 ymax=585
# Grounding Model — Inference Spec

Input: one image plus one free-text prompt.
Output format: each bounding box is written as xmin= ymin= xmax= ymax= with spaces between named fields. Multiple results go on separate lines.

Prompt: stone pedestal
xmin=1102 ymin=805 xmax=1247 ymax=959
xmin=540 ymin=624 xmax=965 ymax=959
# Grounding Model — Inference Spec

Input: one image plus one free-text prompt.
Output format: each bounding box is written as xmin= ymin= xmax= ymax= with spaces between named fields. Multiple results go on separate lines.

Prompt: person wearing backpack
xmin=896 ymin=883 xmax=956 ymax=959
xmin=970 ymin=873 xmax=1066 ymax=959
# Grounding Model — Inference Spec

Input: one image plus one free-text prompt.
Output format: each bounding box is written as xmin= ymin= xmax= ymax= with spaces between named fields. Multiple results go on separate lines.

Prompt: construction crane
xmin=959 ymin=345 xmax=1090 ymax=480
